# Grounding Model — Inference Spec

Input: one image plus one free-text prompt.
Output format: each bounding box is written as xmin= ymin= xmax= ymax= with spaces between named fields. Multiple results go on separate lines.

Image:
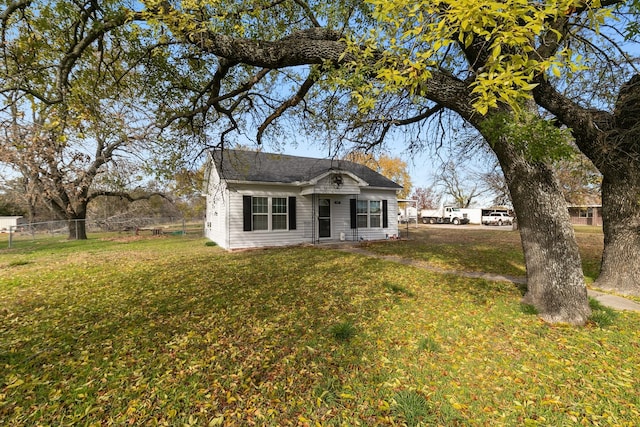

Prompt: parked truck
xmin=481 ymin=211 xmax=514 ymax=226
xmin=420 ymin=206 xmax=470 ymax=225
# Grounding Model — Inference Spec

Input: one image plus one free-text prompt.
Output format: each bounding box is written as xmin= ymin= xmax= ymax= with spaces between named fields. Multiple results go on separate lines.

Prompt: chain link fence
xmin=2 ymin=217 xmax=204 ymax=248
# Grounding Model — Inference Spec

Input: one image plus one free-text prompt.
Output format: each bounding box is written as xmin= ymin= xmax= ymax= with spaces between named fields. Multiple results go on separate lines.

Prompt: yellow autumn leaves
xmin=2 ymin=234 xmax=640 ymax=425
xmin=358 ymin=0 xmax=611 ymax=114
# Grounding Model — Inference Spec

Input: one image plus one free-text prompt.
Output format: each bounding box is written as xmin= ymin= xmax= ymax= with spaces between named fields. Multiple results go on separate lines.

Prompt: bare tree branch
xmin=291 ymin=0 xmax=322 ymax=27
xmin=87 ymin=190 xmax=172 ymax=204
xmin=257 ymin=71 xmax=318 ymax=144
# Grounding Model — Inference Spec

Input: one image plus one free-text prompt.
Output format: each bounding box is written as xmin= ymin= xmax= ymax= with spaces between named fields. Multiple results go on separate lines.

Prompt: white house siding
xmin=204 ymin=168 xmax=230 ymax=248
xmin=317 ymin=190 xmax=399 ymax=242
xmin=351 ymin=189 xmax=399 ymax=241
xmin=226 ymin=184 xmax=313 ymax=250
xmin=300 ymin=174 xmax=364 ymax=196
xmin=329 ymin=196 xmax=352 ymax=241
xmin=314 ymin=175 xmax=362 ymax=195
xmin=209 ymin=184 xmax=398 ymax=250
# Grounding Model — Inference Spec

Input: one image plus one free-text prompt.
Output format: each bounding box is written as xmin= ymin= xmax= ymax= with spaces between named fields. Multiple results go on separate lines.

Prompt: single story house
xmin=204 ymin=149 xmax=403 ymax=250
xmin=567 ymin=204 xmax=603 ymax=226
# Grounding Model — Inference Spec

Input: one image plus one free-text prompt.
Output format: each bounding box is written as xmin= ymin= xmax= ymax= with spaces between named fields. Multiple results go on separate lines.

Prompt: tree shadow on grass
xmin=362 ymin=239 xmax=527 ymax=278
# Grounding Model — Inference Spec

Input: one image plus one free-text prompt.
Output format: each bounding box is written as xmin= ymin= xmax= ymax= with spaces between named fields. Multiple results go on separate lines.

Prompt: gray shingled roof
xmin=213 ymin=149 xmax=402 ymax=189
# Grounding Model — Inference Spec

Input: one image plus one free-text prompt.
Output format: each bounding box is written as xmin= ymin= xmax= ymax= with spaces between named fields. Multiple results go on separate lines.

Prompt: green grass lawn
xmin=370 ymin=225 xmax=606 ymax=283
xmin=1 ymin=232 xmax=639 ymax=426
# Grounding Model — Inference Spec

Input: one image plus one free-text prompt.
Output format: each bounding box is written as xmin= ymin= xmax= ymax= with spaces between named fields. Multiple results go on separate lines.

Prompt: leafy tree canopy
xmin=126 ymin=0 xmax=639 ymax=164
xmin=360 ymin=0 xmax=618 ymax=114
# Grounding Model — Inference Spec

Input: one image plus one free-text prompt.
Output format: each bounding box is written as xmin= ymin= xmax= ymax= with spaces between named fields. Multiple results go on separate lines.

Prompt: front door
xmin=318 ymin=198 xmax=331 ymax=238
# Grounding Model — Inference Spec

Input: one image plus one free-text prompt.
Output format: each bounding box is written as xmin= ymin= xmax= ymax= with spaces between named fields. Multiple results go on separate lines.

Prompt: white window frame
xmin=369 ymin=200 xmax=381 ymax=228
xmin=271 ymin=197 xmax=288 ymax=230
xmin=252 ymin=197 xmax=269 ymax=231
xmin=356 ymin=200 xmax=369 ymax=228
xmin=252 ymin=196 xmax=289 ymax=231
xmin=578 ymin=208 xmax=593 ymax=218
xmin=356 ymin=200 xmax=382 ymax=229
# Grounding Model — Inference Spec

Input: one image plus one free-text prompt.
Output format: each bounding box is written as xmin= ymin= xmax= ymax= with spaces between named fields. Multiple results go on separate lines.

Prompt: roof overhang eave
xmin=225 ymin=179 xmax=303 ymax=186
xmin=367 ymin=186 xmax=403 ymax=191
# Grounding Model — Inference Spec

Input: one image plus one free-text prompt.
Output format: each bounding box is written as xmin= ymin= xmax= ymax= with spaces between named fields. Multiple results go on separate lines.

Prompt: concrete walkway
xmin=588 ymin=290 xmax=640 ymax=311
xmin=339 ymin=247 xmax=640 ymax=312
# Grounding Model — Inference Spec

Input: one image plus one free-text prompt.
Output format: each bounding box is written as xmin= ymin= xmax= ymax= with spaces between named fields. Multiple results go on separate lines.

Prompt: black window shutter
xmin=382 ymin=200 xmax=388 ymax=228
xmin=288 ymin=196 xmax=297 ymax=230
xmin=243 ymin=195 xmax=252 ymax=231
xmin=350 ymin=199 xmax=357 ymax=229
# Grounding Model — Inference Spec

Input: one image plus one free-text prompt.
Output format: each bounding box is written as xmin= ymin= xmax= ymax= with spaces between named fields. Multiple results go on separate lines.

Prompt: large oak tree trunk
xmin=67 ymin=210 xmax=88 ymax=240
xmin=67 ymin=218 xmax=88 ymax=240
xmin=534 ymin=74 xmax=640 ymax=296
xmin=594 ymin=76 xmax=640 ymax=294
xmin=433 ymin=76 xmax=593 ymax=324
xmin=492 ymin=136 xmax=591 ymax=324
xmin=595 ymin=169 xmax=640 ymax=294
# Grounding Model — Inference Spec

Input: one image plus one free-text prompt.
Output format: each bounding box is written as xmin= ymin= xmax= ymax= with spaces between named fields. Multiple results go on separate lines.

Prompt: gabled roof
xmin=212 ymin=149 xmax=403 ymax=189
xmin=565 ymin=194 xmax=602 ymax=207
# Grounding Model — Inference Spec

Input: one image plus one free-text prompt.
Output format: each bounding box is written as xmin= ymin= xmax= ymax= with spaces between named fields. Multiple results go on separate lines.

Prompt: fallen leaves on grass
xmin=1 ymin=236 xmax=639 ymax=426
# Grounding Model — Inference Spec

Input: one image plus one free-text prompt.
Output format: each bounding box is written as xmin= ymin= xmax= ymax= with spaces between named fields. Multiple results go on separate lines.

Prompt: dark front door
xmin=318 ymin=198 xmax=331 ymax=238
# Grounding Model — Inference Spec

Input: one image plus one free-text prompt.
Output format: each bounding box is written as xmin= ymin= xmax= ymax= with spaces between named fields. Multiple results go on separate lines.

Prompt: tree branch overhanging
xmin=257 ymin=72 xmax=318 ymax=144
xmin=56 ymin=11 xmax=131 ymax=97
xmin=87 ymin=190 xmax=172 ymax=204
xmin=161 ymin=65 xmax=271 ymax=128
xmin=291 ymin=0 xmax=322 ymax=27
xmin=144 ymin=0 xmax=352 ymax=68
xmin=185 ymin=28 xmax=350 ymax=69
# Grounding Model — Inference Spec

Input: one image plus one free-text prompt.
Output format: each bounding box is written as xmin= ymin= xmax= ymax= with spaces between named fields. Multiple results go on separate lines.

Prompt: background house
xmin=204 ymin=150 xmax=402 ymax=250
xmin=567 ymin=204 xmax=603 ymax=226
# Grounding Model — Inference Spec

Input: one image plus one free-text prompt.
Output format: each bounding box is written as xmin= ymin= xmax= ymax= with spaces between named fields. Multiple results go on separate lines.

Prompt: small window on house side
xmin=355 ymin=200 xmax=383 ymax=228
xmin=252 ymin=197 xmax=269 ymax=230
xmin=370 ymin=201 xmax=381 ymax=228
xmin=272 ymin=197 xmax=288 ymax=230
xmin=357 ymin=200 xmax=369 ymax=228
